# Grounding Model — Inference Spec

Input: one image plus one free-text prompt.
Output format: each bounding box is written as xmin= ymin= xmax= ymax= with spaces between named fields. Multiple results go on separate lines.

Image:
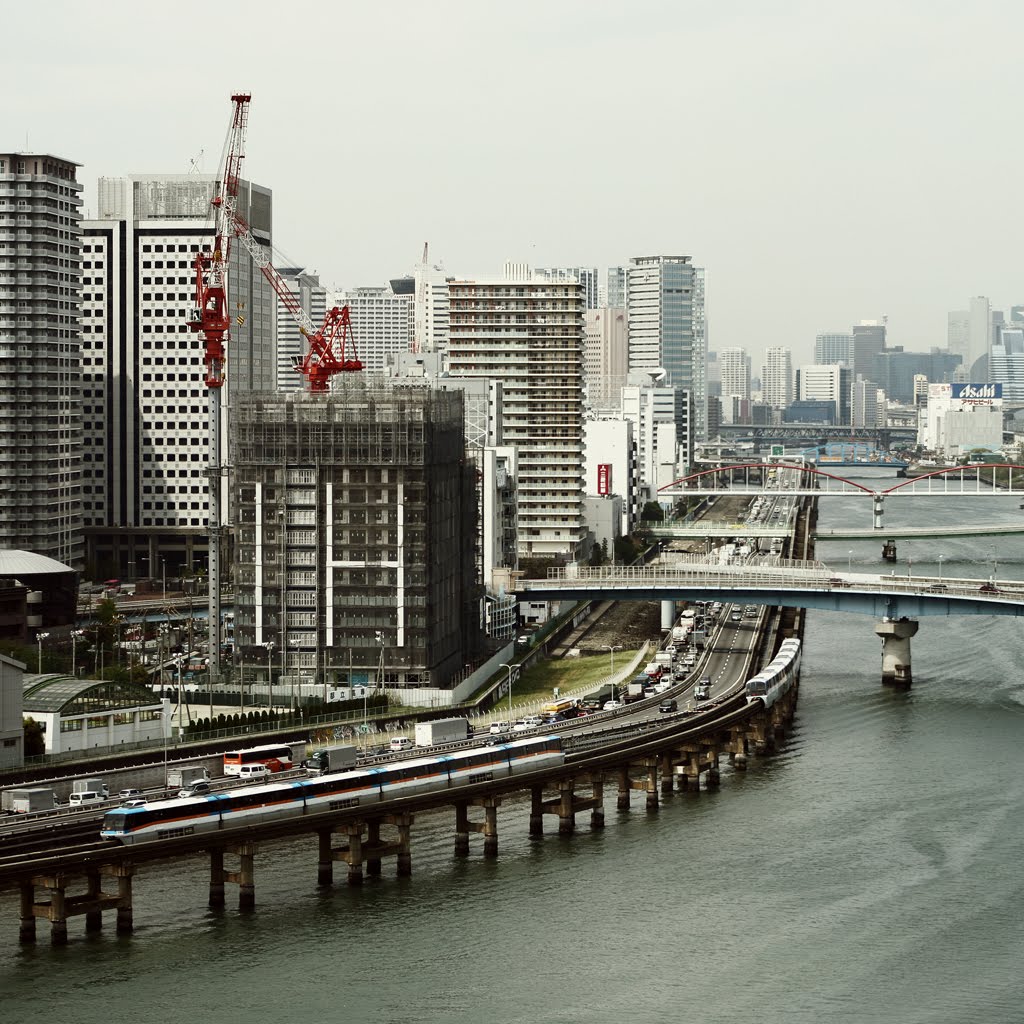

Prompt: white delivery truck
xmin=414 ymin=717 xmax=471 ymax=747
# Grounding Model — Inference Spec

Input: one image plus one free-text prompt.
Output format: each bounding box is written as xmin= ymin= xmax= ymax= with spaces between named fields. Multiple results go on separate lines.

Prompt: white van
xmin=389 ymin=736 xmax=413 ymax=752
xmin=237 ymin=764 xmax=270 ymax=781
xmin=69 ymin=791 xmax=104 ymax=807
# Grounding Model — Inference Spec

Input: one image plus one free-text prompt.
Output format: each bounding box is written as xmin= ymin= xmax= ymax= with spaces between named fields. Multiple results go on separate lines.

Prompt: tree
xmin=23 ymin=717 xmax=45 ymax=757
xmin=641 ymin=501 xmax=664 ymax=522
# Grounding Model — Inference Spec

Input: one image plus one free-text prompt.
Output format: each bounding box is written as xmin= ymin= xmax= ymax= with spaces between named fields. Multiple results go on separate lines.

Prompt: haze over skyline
xmin=6 ymin=0 xmax=1022 ymax=364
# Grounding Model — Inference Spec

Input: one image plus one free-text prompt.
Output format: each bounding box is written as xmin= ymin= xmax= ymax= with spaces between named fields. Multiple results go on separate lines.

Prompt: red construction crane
xmin=188 ymin=93 xmax=251 ymax=388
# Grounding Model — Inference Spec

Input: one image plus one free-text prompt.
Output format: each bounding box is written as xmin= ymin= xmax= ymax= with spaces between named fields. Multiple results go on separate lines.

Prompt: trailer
xmin=414 ymin=717 xmax=471 ymax=747
xmin=3 ymin=788 xmax=56 ymax=814
xmin=303 ymin=744 xmax=358 ymax=775
xmin=166 ymin=765 xmax=209 ymax=789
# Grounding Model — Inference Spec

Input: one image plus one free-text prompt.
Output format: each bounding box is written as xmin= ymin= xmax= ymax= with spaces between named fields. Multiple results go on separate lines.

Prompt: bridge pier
xmin=875 ymin=617 xmax=919 ymax=685
xmin=19 ymin=866 xmax=134 ymax=944
xmin=616 ymin=767 xmax=631 ymax=810
xmin=882 ymin=539 xmax=897 ymax=562
xmin=222 ymin=842 xmax=258 ymax=907
xmin=873 ymin=493 xmax=885 ymax=531
xmin=454 ymin=797 xmax=502 ymax=857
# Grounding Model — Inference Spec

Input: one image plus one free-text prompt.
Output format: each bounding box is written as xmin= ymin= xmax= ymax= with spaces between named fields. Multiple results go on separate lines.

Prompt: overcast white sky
xmin=5 ymin=0 xmax=1023 ymax=364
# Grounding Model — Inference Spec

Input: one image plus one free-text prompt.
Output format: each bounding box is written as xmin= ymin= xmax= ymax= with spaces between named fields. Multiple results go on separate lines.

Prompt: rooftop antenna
xmin=188 ymin=148 xmax=205 ymax=174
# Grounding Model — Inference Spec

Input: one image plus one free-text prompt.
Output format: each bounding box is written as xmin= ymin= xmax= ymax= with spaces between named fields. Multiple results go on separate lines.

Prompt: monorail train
xmin=745 ymin=638 xmax=802 ymax=709
xmin=101 ymin=735 xmax=564 ymax=846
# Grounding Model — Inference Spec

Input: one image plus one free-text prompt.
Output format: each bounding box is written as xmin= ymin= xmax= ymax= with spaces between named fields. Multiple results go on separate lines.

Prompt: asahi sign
xmin=951 ymin=382 xmax=1002 ymax=407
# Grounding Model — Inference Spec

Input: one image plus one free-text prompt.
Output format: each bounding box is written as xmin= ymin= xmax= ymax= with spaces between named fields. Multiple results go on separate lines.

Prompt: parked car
xmin=659 ymin=698 xmax=678 ymax=713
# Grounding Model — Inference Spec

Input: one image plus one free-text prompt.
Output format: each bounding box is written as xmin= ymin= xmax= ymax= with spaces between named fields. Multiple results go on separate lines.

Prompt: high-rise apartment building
xmin=332 ymin=286 xmax=411 ymax=373
xmin=81 ymin=174 xmax=275 ymax=578
xmin=448 ymin=276 xmax=586 ymax=559
xmin=626 ymin=255 xmax=707 ymax=439
xmin=990 ymin=325 xmax=1024 ymax=402
xmin=276 ymin=268 xmax=327 ymax=391
xmin=606 ymin=266 xmax=626 ymax=309
xmin=851 ymin=379 xmax=882 ymax=428
xmin=0 ymin=152 xmax=83 ymax=567
xmin=761 ymin=347 xmax=794 ymax=408
xmin=620 ymin=381 xmax=692 ymax=496
xmin=535 ymin=266 xmax=599 ymax=309
xmin=719 ymin=347 xmax=751 ymax=421
xmin=582 ymin=306 xmax=627 ymax=406
xmin=814 ymin=332 xmax=853 ymax=366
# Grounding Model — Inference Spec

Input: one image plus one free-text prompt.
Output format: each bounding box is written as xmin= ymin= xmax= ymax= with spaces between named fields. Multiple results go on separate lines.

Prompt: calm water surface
xmin=3 ymin=476 xmax=1024 ymax=1024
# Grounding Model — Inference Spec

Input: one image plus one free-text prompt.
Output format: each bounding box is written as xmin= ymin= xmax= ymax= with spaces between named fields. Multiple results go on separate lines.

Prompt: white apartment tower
xmin=81 ymin=174 xmax=276 ymax=579
xmin=333 ymin=286 xmax=411 ymax=373
xmin=448 ymin=276 xmax=586 ymax=559
xmin=626 ymin=255 xmax=707 ymax=439
xmin=276 ymin=268 xmax=327 ymax=391
xmin=761 ymin=346 xmax=794 ymax=408
xmin=719 ymin=346 xmax=751 ymax=419
xmin=0 ymin=152 xmax=83 ymax=567
xmin=535 ymin=266 xmax=599 ymax=308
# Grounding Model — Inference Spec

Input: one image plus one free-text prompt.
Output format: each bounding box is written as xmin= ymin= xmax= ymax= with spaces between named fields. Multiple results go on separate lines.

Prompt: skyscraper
xmin=0 ymin=152 xmax=83 ymax=566
xmin=81 ymin=174 xmax=275 ymax=578
xmin=332 ymin=285 xmax=411 ymax=373
xmin=814 ymin=332 xmax=853 ymax=366
xmin=719 ymin=347 xmax=750 ymax=423
xmin=626 ymin=255 xmax=707 ymax=439
xmin=448 ymin=275 xmax=586 ymax=559
xmin=852 ymin=321 xmax=886 ymax=381
xmin=276 ymin=268 xmax=327 ymax=391
xmin=606 ymin=266 xmax=626 ymax=309
xmin=761 ymin=347 xmax=794 ymax=408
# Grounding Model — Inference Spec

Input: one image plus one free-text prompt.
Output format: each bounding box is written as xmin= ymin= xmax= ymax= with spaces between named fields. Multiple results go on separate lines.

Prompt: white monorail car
xmin=745 ymin=638 xmax=802 ymax=709
xmin=101 ymin=735 xmax=564 ymax=845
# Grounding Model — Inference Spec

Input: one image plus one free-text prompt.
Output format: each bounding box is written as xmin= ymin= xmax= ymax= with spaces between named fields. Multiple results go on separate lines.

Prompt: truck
xmin=73 ymin=777 xmax=109 ymax=799
xmin=166 ymin=764 xmax=209 ymax=789
xmin=626 ymin=679 xmax=647 ymax=702
xmin=414 ymin=717 xmax=471 ymax=748
xmin=303 ymin=744 xmax=358 ymax=775
xmin=2 ymin=788 xmax=56 ymax=814
xmin=691 ymin=629 xmax=707 ymax=650
xmin=672 ymin=625 xmax=690 ymax=642
xmin=654 ymin=650 xmax=673 ymax=668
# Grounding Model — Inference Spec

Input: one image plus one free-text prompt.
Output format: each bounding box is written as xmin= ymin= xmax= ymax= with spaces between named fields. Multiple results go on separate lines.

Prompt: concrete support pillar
xmin=115 ymin=868 xmax=134 ymax=934
xmin=394 ymin=813 xmax=413 ymax=877
xmin=617 ymin=767 xmax=631 ymax=810
xmin=48 ymin=880 xmax=67 ymax=946
xmin=85 ymin=872 xmax=102 ymax=933
xmin=873 ymin=493 xmax=885 ymax=531
xmin=482 ymin=801 xmax=499 ymax=858
xmin=645 ymin=758 xmax=659 ymax=810
xmin=366 ymin=819 xmax=382 ymax=877
xmin=529 ymin=785 xmax=544 ymax=837
xmin=346 ymin=824 xmax=364 ymax=886
xmin=209 ymin=848 xmax=226 ymax=907
xmin=454 ymin=801 xmax=470 ymax=857
xmin=558 ymin=779 xmax=575 ymax=835
xmin=875 ymin=617 xmax=919 ymax=685
xmin=19 ymin=883 xmax=35 ymax=944
xmin=882 ymin=539 xmax=897 ymax=562
xmin=659 ymin=754 xmax=674 ymax=794
xmin=590 ymin=778 xmax=605 ymax=829
xmin=317 ymin=829 xmax=334 ymax=887
xmin=237 ymin=844 xmax=256 ymax=909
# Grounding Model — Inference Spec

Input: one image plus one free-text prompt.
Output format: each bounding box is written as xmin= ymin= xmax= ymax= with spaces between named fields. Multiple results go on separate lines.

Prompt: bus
xmin=540 ymin=697 xmax=578 ymax=719
xmin=223 ymin=743 xmax=294 ymax=776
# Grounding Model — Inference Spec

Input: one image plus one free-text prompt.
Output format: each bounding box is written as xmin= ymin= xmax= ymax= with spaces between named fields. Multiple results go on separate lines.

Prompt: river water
xmin=4 ymin=472 xmax=1024 ymax=1024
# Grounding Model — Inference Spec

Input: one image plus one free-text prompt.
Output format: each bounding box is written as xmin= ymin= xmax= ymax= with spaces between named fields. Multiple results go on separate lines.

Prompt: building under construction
xmin=231 ymin=380 xmax=482 ymax=694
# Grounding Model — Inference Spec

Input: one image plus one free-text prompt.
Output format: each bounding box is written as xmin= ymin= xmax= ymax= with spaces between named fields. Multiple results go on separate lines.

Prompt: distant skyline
xmin=6 ymin=0 xmax=1024 ymax=364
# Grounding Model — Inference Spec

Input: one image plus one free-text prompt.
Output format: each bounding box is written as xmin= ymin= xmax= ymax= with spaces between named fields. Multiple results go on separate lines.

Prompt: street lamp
xmin=35 ymin=632 xmax=50 ymax=675
xmin=71 ymin=629 xmax=85 ymax=677
xmin=263 ymin=641 xmax=275 ymax=711
xmin=155 ymin=706 xmax=170 ymax=790
xmin=499 ymin=662 xmax=514 ymax=726
xmin=602 ymin=644 xmax=621 ymax=701
xmin=848 ymin=550 xmax=853 ymax=573
xmin=938 ymin=554 xmax=944 ymax=583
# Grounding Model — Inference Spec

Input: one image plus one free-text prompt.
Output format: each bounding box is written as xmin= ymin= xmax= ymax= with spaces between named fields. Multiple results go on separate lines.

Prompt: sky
xmin=5 ymin=0 xmax=1024 ymax=365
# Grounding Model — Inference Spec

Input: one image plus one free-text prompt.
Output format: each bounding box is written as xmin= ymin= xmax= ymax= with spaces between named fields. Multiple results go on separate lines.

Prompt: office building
xmin=852 ymin=321 xmax=886 ymax=382
xmin=990 ymin=325 xmax=1024 ymax=403
xmin=919 ymin=383 xmax=1003 ymax=455
xmin=761 ymin=347 xmax=794 ymax=408
xmin=851 ymin=379 xmax=882 ymax=428
xmin=411 ymin=245 xmax=450 ymax=358
xmin=606 ymin=266 xmax=626 ymax=309
xmin=873 ymin=348 xmax=962 ymax=404
xmin=948 ymin=297 xmax=992 ymax=378
xmin=448 ymin=275 xmax=587 ymax=559
xmin=795 ymin=364 xmax=851 ymax=424
xmin=81 ymin=174 xmax=276 ymax=579
xmin=276 ymin=268 xmax=327 ymax=391
xmin=231 ymin=383 xmax=480 ymax=695
xmin=621 ymin=381 xmax=692 ymax=499
xmin=583 ymin=418 xmax=635 ymax=535
xmin=814 ymin=332 xmax=853 ymax=366
xmin=0 ymin=152 xmax=83 ymax=567
xmin=627 ymin=255 xmax=707 ymax=439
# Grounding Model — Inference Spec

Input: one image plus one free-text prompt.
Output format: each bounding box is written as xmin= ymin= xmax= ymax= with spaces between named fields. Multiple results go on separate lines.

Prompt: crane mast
xmin=188 ymin=92 xmax=251 ymax=690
